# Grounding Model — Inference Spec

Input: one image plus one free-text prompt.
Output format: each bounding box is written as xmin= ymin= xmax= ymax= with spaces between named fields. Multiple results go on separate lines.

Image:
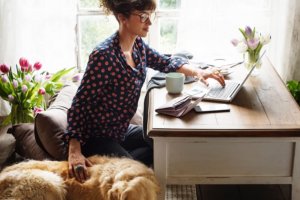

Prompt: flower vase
xmin=244 ymin=52 xmax=262 ymax=76
xmin=10 ymin=104 xmax=34 ymax=125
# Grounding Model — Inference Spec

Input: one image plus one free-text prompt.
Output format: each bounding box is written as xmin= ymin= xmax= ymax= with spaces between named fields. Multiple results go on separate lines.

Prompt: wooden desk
xmin=146 ymin=57 xmax=300 ymax=200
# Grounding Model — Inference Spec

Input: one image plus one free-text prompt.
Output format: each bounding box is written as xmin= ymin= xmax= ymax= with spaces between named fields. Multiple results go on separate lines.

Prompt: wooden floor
xmin=197 ymin=185 xmax=291 ymax=200
xmin=166 ymin=185 xmax=291 ymax=200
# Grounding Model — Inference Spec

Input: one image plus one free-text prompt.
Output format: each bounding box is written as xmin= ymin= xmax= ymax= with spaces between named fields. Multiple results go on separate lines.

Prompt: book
xmin=155 ymin=92 xmax=206 ymax=117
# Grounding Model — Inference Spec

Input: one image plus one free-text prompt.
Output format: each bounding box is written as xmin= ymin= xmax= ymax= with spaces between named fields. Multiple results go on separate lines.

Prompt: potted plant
xmin=287 ymin=80 xmax=300 ymax=106
xmin=231 ymin=26 xmax=271 ymax=70
xmin=0 ymin=58 xmax=74 ymax=125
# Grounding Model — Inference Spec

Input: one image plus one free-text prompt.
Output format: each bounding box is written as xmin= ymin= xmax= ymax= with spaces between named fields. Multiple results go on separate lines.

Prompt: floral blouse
xmin=63 ymin=32 xmax=188 ymax=146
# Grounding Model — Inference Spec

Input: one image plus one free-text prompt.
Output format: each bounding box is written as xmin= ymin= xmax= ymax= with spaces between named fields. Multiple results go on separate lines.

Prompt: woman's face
xmin=122 ymin=10 xmax=155 ymax=37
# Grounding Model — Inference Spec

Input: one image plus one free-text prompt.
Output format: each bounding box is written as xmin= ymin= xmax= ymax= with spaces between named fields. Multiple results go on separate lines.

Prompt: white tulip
xmin=260 ymin=33 xmax=271 ymax=45
xmin=236 ymin=41 xmax=248 ymax=53
xmin=34 ymin=74 xmax=42 ymax=82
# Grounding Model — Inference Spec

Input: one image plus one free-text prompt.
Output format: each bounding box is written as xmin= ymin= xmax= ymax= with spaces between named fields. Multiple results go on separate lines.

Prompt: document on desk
xmin=155 ymin=91 xmax=206 ymax=117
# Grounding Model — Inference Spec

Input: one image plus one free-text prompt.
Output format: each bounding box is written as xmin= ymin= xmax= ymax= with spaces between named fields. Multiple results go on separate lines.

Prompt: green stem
xmin=10 ymin=104 xmax=34 ymax=125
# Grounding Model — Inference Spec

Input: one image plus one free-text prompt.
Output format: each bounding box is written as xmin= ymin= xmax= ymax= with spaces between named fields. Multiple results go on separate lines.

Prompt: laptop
xmin=187 ymin=51 xmax=266 ymax=103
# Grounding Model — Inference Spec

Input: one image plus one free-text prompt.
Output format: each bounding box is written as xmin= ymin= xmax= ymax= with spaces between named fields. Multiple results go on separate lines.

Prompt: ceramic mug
xmin=166 ymin=72 xmax=185 ymax=94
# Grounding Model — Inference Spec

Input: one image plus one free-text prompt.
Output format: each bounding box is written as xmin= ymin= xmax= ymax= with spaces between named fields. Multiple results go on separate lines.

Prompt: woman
xmin=63 ymin=0 xmax=225 ymax=183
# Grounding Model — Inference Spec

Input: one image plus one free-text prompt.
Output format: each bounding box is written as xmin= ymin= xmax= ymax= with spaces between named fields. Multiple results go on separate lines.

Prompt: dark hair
xmin=99 ymin=0 xmax=156 ymax=17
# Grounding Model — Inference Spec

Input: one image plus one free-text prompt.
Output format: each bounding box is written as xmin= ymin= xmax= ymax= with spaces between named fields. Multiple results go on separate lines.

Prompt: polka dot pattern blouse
xmin=63 ymin=32 xmax=188 ymax=146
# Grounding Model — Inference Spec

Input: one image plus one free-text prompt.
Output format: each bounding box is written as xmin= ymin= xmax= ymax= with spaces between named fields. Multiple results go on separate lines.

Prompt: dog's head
xmin=89 ymin=156 xmax=161 ymax=200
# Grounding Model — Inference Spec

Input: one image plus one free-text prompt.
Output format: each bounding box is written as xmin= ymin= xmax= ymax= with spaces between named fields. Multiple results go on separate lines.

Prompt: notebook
xmin=155 ymin=92 xmax=206 ymax=117
xmin=186 ymin=51 xmax=266 ymax=103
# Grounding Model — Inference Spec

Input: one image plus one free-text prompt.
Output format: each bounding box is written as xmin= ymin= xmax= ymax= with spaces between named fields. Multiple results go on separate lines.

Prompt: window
xmin=76 ymin=0 xmax=181 ymax=71
xmin=76 ymin=0 xmax=118 ymax=71
xmin=76 ymin=0 xmax=273 ymax=71
xmin=77 ymin=15 xmax=118 ymax=70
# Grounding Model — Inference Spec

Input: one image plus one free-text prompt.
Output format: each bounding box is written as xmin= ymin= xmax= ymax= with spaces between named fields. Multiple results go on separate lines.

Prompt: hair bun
xmin=99 ymin=0 xmax=156 ymax=16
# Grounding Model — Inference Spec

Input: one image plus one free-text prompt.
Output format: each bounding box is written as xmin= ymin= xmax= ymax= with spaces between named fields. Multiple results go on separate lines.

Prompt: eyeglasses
xmin=131 ymin=12 xmax=155 ymax=23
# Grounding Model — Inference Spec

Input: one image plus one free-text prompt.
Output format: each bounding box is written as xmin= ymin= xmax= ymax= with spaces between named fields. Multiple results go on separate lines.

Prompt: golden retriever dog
xmin=0 ymin=155 xmax=160 ymax=200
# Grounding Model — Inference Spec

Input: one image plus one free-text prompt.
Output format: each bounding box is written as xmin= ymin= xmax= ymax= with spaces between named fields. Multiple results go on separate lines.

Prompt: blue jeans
xmin=81 ymin=124 xmax=153 ymax=166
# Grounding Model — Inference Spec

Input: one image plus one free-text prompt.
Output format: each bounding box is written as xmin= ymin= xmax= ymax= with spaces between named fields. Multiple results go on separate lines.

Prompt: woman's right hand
xmin=195 ymin=68 xmax=226 ymax=87
xmin=68 ymin=139 xmax=93 ymax=183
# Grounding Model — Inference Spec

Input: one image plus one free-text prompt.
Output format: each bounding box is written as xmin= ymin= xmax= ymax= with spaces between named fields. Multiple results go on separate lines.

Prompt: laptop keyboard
xmin=206 ymin=81 xmax=240 ymax=99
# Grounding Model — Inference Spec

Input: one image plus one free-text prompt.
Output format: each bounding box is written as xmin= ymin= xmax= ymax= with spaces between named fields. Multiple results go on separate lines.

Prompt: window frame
xmin=76 ymin=2 xmax=107 ymax=71
xmin=75 ymin=0 xmax=180 ymax=71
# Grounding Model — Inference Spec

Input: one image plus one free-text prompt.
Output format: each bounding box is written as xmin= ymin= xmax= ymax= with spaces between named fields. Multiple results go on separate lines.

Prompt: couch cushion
xmin=0 ymin=128 xmax=16 ymax=165
xmin=8 ymin=123 xmax=51 ymax=160
xmin=34 ymin=84 xmax=78 ymax=160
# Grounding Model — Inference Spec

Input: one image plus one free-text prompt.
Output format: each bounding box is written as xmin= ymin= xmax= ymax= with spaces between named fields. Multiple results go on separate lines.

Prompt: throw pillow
xmin=7 ymin=123 xmax=51 ymax=160
xmin=34 ymin=84 xmax=78 ymax=160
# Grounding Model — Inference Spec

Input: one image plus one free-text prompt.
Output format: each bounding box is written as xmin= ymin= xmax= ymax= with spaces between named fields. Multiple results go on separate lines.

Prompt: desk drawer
xmin=166 ymin=141 xmax=294 ymax=177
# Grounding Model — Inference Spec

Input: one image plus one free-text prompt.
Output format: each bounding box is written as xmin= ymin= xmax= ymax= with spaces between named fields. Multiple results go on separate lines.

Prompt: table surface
xmin=147 ymin=56 xmax=300 ymax=137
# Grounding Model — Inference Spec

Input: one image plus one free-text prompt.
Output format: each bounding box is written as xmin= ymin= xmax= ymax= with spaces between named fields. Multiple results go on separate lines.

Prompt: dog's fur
xmin=0 ymin=155 xmax=160 ymax=200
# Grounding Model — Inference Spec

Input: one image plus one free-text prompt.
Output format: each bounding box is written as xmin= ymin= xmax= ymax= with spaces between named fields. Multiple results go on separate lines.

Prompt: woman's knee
xmin=82 ymin=138 xmax=132 ymax=158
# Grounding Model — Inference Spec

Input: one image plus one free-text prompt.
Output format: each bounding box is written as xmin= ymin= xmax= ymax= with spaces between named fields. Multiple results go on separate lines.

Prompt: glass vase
xmin=244 ymin=52 xmax=262 ymax=76
xmin=10 ymin=104 xmax=34 ymax=125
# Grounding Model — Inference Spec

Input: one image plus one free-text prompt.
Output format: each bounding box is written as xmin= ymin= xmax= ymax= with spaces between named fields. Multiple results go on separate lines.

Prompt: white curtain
xmin=268 ymin=0 xmax=300 ymax=81
xmin=0 ymin=0 xmax=76 ymax=116
xmin=280 ymin=0 xmax=300 ymax=81
xmin=0 ymin=0 xmax=77 ymax=73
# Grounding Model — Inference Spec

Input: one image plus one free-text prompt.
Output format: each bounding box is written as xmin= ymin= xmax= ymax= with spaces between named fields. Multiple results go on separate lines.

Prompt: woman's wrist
xmin=192 ymin=68 xmax=198 ymax=77
xmin=177 ymin=64 xmax=201 ymax=77
xmin=69 ymin=138 xmax=82 ymax=154
xmin=193 ymin=68 xmax=206 ymax=79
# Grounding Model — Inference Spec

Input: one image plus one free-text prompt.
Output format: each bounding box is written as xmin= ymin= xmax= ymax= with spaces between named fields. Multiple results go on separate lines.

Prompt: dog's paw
xmin=107 ymin=177 xmax=159 ymax=200
xmin=107 ymin=181 xmax=128 ymax=200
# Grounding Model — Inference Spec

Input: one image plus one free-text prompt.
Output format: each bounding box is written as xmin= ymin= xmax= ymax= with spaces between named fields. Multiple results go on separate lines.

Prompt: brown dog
xmin=0 ymin=155 xmax=160 ymax=200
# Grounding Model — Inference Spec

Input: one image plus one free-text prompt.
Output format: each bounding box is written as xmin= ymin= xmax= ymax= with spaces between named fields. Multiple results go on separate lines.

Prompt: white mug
xmin=166 ymin=72 xmax=185 ymax=94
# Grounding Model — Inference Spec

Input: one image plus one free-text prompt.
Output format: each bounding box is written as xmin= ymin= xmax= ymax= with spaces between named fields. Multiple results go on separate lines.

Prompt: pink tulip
xmin=8 ymin=94 xmax=14 ymax=102
xmin=12 ymin=80 xmax=18 ymax=88
xmin=34 ymin=74 xmax=42 ymax=82
xmin=21 ymin=85 xmax=28 ymax=93
xmin=38 ymin=87 xmax=46 ymax=95
xmin=34 ymin=107 xmax=44 ymax=115
xmin=247 ymin=38 xmax=260 ymax=50
xmin=245 ymin=26 xmax=253 ymax=37
xmin=1 ymin=76 xmax=8 ymax=83
xmin=33 ymin=62 xmax=42 ymax=70
xmin=25 ymin=74 xmax=32 ymax=82
xmin=0 ymin=64 xmax=9 ymax=74
xmin=19 ymin=57 xmax=29 ymax=68
xmin=72 ymin=73 xmax=82 ymax=82
xmin=45 ymin=74 xmax=51 ymax=79
xmin=231 ymin=39 xmax=239 ymax=47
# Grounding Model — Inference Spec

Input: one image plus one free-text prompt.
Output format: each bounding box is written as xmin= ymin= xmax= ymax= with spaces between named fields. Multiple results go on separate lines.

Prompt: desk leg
xmin=292 ymin=142 xmax=300 ymax=200
xmin=292 ymin=179 xmax=300 ymax=200
xmin=154 ymin=139 xmax=167 ymax=200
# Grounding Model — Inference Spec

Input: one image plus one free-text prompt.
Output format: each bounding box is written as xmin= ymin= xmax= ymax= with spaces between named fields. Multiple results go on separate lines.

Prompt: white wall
xmin=0 ymin=0 xmax=77 ymax=73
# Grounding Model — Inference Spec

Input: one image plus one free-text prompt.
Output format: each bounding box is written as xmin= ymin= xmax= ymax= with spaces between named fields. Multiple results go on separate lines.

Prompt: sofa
xmin=8 ymin=83 xmax=144 ymax=161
